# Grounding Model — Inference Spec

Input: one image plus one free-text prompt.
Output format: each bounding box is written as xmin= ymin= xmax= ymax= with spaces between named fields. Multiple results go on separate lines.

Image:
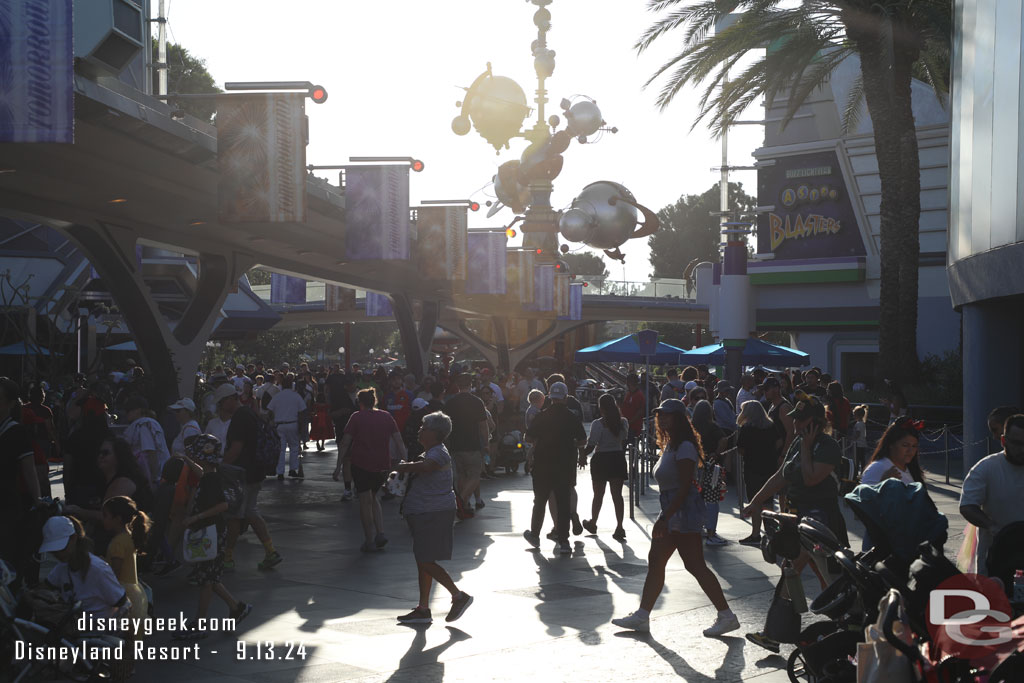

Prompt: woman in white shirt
xmin=860 ymin=419 xmax=925 ymax=487
xmin=170 ymin=397 xmax=202 ymax=457
xmin=611 ymin=399 xmax=739 ymax=637
xmin=40 ymin=516 xmax=129 ymax=618
xmin=581 ymin=394 xmax=630 ymax=540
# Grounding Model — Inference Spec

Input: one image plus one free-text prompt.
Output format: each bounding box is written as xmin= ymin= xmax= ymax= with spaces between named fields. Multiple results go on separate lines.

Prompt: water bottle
xmin=1013 ymin=570 xmax=1024 ymax=604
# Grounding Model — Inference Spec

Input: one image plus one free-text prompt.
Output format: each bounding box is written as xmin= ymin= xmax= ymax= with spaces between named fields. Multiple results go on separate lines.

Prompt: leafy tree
xmin=232 ymin=323 xmax=400 ymax=369
xmin=152 ymin=41 xmax=221 ymax=121
xmin=561 ymin=252 xmax=609 ymax=279
xmin=635 ymin=0 xmax=951 ymax=386
xmin=246 ymin=269 xmax=271 ymax=286
xmin=648 ymin=182 xmax=755 ymax=280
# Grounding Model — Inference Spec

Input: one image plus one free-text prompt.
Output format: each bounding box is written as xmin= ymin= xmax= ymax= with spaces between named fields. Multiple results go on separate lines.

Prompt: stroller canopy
xmin=845 ymin=480 xmax=948 ymax=561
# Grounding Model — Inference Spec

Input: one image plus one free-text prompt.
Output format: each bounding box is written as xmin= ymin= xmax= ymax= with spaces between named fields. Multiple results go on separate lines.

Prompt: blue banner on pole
xmin=345 ymin=165 xmax=411 ymax=260
xmin=466 ymin=232 xmax=507 ymax=294
xmin=0 ymin=0 xmax=74 ymax=143
xmin=270 ymin=273 xmax=306 ymax=304
xmin=528 ymin=264 xmax=554 ymax=311
xmin=366 ymin=291 xmax=393 ymax=317
xmin=637 ymin=329 xmax=659 ymax=356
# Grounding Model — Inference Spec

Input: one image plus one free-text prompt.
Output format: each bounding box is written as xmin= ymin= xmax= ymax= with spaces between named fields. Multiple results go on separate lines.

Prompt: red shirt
xmin=344 ymin=409 xmax=398 ymax=471
xmin=621 ymin=389 xmax=646 ymax=435
xmin=385 ymin=389 xmax=413 ymax=432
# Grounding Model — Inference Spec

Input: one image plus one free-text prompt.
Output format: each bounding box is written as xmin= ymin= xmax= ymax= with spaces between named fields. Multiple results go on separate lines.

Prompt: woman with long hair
xmin=581 ymin=394 xmax=630 ymax=540
xmin=825 ymin=381 xmax=851 ymax=436
xmin=102 ymin=496 xmax=151 ymax=620
xmin=860 ymin=419 xmax=926 ymax=486
xmin=611 ymin=399 xmax=738 ymax=636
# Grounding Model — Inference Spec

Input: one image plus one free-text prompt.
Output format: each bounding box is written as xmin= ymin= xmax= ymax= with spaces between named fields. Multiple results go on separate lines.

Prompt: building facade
xmin=950 ymin=1 xmax=1024 ymax=469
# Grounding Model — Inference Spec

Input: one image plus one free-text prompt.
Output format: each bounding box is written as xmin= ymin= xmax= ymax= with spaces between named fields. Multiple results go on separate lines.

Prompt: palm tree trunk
xmin=846 ymin=18 xmax=922 ymax=387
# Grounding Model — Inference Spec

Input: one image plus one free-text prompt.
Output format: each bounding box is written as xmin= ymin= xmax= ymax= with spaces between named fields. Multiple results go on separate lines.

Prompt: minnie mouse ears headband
xmin=896 ymin=418 xmax=925 ymax=433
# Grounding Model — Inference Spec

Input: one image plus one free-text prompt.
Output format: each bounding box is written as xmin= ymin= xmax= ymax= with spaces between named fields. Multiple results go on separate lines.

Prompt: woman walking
xmin=333 ymin=388 xmax=407 ymax=552
xmin=581 ymin=394 xmax=629 ymax=540
xmin=734 ymin=400 xmax=780 ymax=546
xmin=611 ymin=399 xmax=739 ymax=636
xmin=392 ymin=412 xmax=473 ymax=624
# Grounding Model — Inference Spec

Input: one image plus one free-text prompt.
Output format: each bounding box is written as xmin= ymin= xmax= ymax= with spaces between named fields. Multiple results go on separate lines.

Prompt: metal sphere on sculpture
xmin=569 ymin=181 xmax=639 ymax=250
xmin=566 ymin=100 xmax=603 ymax=137
xmin=451 ymin=114 xmax=472 ymax=136
xmin=493 ymin=160 xmax=531 ymax=215
xmin=466 ymin=75 xmax=530 ymax=151
xmin=558 ymin=207 xmax=596 ymax=243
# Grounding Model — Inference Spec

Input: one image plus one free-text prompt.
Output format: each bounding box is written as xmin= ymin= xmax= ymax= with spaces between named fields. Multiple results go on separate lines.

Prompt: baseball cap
xmin=758 ymin=377 xmax=781 ymax=391
xmin=235 ymin=363 xmax=245 ymax=370
xmin=412 ymin=398 xmax=429 ymax=411
xmin=548 ymin=382 xmax=569 ymax=400
xmin=787 ymin=392 xmax=826 ymax=420
xmin=213 ymin=384 xmax=238 ymax=405
xmin=684 ymin=380 xmax=699 ymax=392
xmin=654 ymin=398 xmax=688 ymax=415
xmin=168 ymin=397 xmax=196 ymax=412
xmin=716 ymin=380 xmax=733 ymax=393
xmin=39 ymin=516 xmax=75 ymax=553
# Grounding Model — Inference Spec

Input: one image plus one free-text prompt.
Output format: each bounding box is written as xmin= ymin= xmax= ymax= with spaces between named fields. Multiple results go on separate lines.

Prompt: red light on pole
xmin=411 ymin=159 xmax=425 ymax=172
xmin=309 ymin=85 xmax=328 ymax=104
xmin=535 ymin=248 xmax=543 ymax=255
xmin=505 ymin=228 xmax=517 ymax=238
xmin=469 ymin=201 xmax=480 ymax=212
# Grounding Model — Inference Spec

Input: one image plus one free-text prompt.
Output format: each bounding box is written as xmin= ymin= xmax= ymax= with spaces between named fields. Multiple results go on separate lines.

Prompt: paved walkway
xmin=52 ymin=446 xmax=966 ymax=682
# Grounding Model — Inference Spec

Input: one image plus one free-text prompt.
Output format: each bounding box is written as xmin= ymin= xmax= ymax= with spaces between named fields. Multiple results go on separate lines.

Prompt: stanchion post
xmin=628 ymin=439 xmax=635 ymax=520
xmin=944 ymin=426 xmax=950 ymax=485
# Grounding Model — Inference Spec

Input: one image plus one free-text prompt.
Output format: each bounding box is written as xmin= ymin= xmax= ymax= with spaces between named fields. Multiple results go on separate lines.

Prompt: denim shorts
xmin=659 ymin=488 xmax=706 ymax=534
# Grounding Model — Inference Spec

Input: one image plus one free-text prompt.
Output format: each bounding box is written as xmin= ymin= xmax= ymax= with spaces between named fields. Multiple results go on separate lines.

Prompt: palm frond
xmin=840 ymin=73 xmax=865 ymax=135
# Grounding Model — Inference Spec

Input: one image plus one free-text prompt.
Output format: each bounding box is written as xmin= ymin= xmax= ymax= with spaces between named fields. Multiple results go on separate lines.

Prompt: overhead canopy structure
xmin=0 ymin=342 xmax=58 ymax=356
xmin=104 ymin=341 xmax=138 ymax=351
xmin=678 ymin=338 xmax=810 ymax=367
xmin=574 ymin=333 xmax=687 ymax=364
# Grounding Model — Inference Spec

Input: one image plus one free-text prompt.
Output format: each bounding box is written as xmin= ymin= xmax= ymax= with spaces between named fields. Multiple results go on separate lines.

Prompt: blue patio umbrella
xmin=104 ymin=341 xmax=138 ymax=352
xmin=678 ymin=338 xmax=810 ymax=367
xmin=574 ymin=333 xmax=688 ymax=364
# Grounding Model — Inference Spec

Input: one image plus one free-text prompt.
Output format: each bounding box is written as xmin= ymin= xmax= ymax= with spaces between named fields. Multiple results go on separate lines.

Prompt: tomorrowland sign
xmin=757 ymin=151 xmax=866 ymax=259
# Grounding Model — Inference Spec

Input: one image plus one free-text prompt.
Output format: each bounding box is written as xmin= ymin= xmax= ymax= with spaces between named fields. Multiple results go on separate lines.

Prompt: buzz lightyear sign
xmin=756 ymin=151 xmax=866 ymax=259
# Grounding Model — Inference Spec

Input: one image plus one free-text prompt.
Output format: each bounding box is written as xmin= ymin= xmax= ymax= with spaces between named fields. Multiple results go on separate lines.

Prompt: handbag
xmin=763 ymin=576 xmax=801 ymax=644
xmin=182 ymin=524 xmax=218 ymax=563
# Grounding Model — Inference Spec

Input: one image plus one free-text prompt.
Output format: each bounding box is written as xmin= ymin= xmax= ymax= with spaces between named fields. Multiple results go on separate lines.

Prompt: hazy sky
xmin=163 ymin=0 xmax=763 ymax=281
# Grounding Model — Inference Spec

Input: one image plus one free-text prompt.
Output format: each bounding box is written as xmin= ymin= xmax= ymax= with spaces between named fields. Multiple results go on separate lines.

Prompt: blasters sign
xmin=756 ymin=151 xmax=866 ymax=259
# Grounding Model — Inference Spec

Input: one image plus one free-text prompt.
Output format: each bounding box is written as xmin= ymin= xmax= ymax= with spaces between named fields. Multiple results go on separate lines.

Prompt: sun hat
xmin=186 ymin=433 xmax=223 ymax=463
xmin=213 ymin=384 xmax=238 ymax=405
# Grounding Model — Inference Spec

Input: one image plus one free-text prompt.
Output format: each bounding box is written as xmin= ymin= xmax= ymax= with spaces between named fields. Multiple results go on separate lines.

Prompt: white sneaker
xmin=611 ymin=611 xmax=650 ymax=633
xmin=705 ymin=534 xmax=728 ymax=546
xmin=703 ymin=612 xmax=740 ymax=637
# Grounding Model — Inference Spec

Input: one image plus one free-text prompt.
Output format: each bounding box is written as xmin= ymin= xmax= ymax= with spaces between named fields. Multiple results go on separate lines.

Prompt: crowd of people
xmin=1 ymin=354 xmax=1022 ymax=651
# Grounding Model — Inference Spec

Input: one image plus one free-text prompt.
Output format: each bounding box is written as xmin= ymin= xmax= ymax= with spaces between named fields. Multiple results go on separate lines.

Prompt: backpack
xmin=253 ymin=417 xmax=281 ymax=476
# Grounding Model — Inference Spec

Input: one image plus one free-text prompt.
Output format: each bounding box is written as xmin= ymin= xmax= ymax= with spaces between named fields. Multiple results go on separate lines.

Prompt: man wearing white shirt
xmin=735 ymin=374 xmax=758 ymax=414
xmin=205 ymin=384 xmax=237 ymax=446
xmin=267 ymin=375 xmax=308 ymax=479
xmin=232 ymin=365 xmax=252 ymax=394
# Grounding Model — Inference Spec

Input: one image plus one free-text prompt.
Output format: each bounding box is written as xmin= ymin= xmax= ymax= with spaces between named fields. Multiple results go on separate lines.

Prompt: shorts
xmin=590 ymin=451 xmax=628 ymax=482
xmin=452 ymin=451 xmax=484 ymax=476
xmin=659 ymin=488 xmax=706 ymax=535
xmin=352 ymin=464 xmax=388 ymax=494
xmin=406 ymin=509 xmax=456 ymax=563
xmin=226 ymin=481 xmax=261 ymax=520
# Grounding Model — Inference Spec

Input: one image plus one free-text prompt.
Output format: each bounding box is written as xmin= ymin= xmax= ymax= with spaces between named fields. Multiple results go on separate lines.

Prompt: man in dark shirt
xmin=443 ymin=374 xmax=489 ymax=519
xmin=796 ymin=369 xmax=828 ymax=400
xmin=524 ymin=382 xmax=586 ymax=554
xmin=0 ymin=377 xmax=41 ymax=589
xmin=221 ymin=392 xmax=282 ymax=572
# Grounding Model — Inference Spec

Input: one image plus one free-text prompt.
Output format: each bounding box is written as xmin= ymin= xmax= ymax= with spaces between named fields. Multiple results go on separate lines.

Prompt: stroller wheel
xmin=787 ymin=647 xmax=814 ymax=683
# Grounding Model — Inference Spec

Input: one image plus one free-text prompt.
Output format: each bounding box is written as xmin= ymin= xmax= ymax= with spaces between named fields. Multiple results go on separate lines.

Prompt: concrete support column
xmin=962 ymin=301 xmax=1024 ymax=472
xmin=392 ymin=294 xmax=439 ymax=379
xmin=63 ymin=223 xmax=252 ymax=407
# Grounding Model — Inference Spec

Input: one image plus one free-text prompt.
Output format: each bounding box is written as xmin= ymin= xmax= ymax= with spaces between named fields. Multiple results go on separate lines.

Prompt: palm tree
xmin=636 ymin=0 xmax=950 ymax=385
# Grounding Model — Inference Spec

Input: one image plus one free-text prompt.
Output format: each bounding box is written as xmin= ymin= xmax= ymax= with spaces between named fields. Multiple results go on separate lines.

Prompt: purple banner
xmin=270 ymin=274 xmax=306 ymax=304
xmin=366 ymin=291 xmax=393 ymax=317
xmin=218 ymin=94 xmax=307 ymax=223
xmin=415 ymin=206 xmax=467 ymax=280
xmin=466 ymin=233 xmax=507 ymax=294
xmin=756 ymin=150 xmax=866 ymax=259
xmin=345 ymin=165 xmax=410 ymax=260
xmin=528 ymin=264 xmax=555 ymax=311
xmin=506 ymin=250 xmax=535 ymax=304
xmin=569 ymin=283 xmax=583 ymax=321
xmin=637 ymin=329 xmax=659 ymax=356
xmin=0 ymin=0 xmax=74 ymax=143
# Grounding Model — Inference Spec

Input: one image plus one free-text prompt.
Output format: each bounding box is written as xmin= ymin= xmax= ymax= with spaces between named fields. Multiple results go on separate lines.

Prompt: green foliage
xmin=231 ymin=323 xmax=400 ymax=368
xmin=648 ymin=182 xmax=755 ymax=279
xmin=246 ymin=269 xmax=271 ymax=286
xmin=561 ymin=252 xmax=609 ymax=278
xmin=905 ymin=349 xmax=963 ymax=407
xmin=153 ymin=40 xmax=221 ymax=121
